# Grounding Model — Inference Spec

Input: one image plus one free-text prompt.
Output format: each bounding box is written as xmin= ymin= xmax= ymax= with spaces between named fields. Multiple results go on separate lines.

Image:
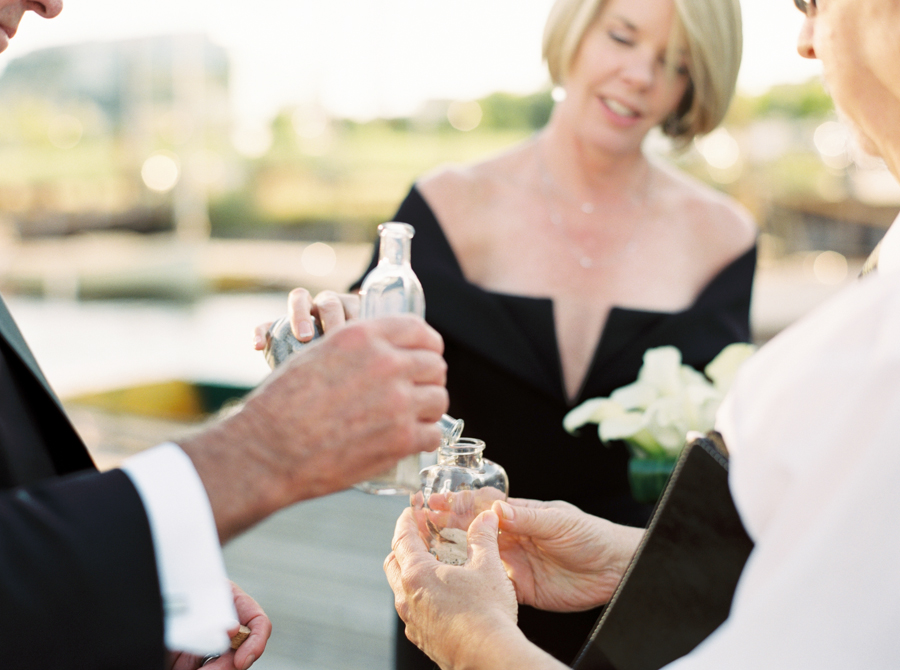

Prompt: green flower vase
xmin=627 ymin=457 xmax=678 ymax=504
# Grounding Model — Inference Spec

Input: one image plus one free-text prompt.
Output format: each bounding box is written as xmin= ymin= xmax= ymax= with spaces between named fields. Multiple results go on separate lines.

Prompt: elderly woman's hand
xmin=253 ymin=288 xmax=360 ymax=350
xmin=385 ymin=507 xmax=523 ymax=669
xmin=492 ymin=498 xmax=644 ymax=613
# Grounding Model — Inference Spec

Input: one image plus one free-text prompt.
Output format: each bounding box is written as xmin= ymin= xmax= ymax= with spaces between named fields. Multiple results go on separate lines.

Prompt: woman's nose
xmin=620 ymin=52 xmax=656 ymax=89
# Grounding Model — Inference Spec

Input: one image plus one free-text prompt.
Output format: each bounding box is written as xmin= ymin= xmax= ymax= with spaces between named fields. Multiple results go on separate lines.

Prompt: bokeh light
xmin=695 ymin=128 xmax=743 ymax=183
xmin=814 ymin=120 xmax=851 ymax=170
xmin=48 ymin=114 xmax=84 ymax=150
xmin=447 ymin=100 xmax=482 ymax=132
xmin=301 ymin=242 xmax=337 ymax=276
xmin=141 ymin=151 xmax=181 ymax=192
xmin=231 ymin=124 xmax=273 ymax=158
xmin=812 ymin=250 xmax=848 ymax=285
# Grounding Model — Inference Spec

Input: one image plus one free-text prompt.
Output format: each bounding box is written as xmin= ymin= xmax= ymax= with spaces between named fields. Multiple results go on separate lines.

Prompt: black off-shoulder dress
xmin=355 ymin=185 xmax=757 ymax=668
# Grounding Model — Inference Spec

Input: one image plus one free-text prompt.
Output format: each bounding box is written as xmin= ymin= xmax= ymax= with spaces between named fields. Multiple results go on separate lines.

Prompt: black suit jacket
xmin=0 ymin=295 xmax=165 ymax=669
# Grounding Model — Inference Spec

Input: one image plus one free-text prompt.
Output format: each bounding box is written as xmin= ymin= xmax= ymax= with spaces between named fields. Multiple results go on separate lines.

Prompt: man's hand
xmin=493 ymin=498 xmax=644 ymax=612
xmin=182 ymin=314 xmax=449 ymax=543
xmin=167 ymin=583 xmax=271 ymax=670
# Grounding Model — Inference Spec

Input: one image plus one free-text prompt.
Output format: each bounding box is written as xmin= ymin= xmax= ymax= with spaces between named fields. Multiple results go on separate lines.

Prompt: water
xmin=5 ymin=292 xmax=284 ymax=398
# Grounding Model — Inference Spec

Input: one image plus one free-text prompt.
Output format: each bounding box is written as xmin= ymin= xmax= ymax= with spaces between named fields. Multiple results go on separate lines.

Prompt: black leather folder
xmin=572 ymin=436 xmax=754 ymax=670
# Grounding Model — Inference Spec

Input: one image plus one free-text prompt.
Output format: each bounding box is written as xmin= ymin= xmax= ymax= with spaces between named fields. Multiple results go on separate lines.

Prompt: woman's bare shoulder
xmin=414 ymin=144 xmax=534 ymax=273
xmin=417 ymin=144 xmax=532 ymax=225
xmin=417 ymin=163 xmax=483 ymax=207
xmin=655 ymin=161 xmax=758 ymax=255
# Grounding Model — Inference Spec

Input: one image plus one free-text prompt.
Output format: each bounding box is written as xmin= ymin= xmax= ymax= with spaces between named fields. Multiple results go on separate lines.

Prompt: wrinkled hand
xmin=253 ymin=288 xmax=359 ymax=349
xmin=183 ymin=314 xmax=448 ymax=543
xmin=167 ymin=583 xmax=271 ymax=670
xmin=385 ymin=507 xmax=520 ymax=669
xmin=493 ymin=498 xmax=644 ymax=613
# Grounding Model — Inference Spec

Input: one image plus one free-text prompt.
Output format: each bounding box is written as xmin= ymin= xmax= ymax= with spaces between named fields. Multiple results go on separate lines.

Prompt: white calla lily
xmin=562 ymin=343 xmax=756 ymax=460
xmin=609 ymin=380 xmax=658 ymax=410
xmin=644 ymin=398 xmax=692 ymax=453
xmin=636 ymin=346 xmax=683 ymax=393
xmin=563 ymin=398 xmax=625 ymax=434
xmin=598 ymin=411 xmax=645 ymax=442
xmin=705 ymin=342 xmax=757 ymax=392
xmin=678 ymin=364 xmax=711 ymax=390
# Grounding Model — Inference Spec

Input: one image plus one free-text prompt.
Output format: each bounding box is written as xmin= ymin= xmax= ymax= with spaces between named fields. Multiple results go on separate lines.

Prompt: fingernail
xmin=242 ymin=654 xmax=256 ymax=670
xmin=297 ymin=321 xmax=314 ymax=339
xmin=253 ymin=333 xmax=264 ymax=348
xmin=496 ymin=501 xmax=514 ymax=520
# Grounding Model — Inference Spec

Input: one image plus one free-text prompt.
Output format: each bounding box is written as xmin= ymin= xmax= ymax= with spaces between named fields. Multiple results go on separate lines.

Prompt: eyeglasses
xmin=793 ymin=0 xmax=817 ymax=15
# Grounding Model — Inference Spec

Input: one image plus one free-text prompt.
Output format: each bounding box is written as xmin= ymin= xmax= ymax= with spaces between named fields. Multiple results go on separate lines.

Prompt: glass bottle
xmin=355 ymin=221 xmax=431 ymax=495
xmin=262 ymin=221 xmax=423 ymax=366
xmin=358 ymin=222 xmax=425 ymax=319
xmin=262 ymin=221 xmax=461 ymax=495
xmin=263 ymin=314 xmax=322 ymax=370
xmin=411 ymin=438 xmax=509 ymax=565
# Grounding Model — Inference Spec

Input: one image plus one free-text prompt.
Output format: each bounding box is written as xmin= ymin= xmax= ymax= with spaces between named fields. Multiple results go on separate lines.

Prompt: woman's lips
xmin=601 ymin=97 xmax=639 ymax=119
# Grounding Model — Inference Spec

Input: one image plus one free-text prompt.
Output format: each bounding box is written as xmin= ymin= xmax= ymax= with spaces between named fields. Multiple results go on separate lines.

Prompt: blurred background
xmin=2 ymin=1 xmax=898 ymax=668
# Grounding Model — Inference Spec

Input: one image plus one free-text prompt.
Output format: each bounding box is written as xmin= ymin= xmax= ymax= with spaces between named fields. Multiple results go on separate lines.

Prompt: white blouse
xmin=667 ymin=229 xmax=900 ymax=668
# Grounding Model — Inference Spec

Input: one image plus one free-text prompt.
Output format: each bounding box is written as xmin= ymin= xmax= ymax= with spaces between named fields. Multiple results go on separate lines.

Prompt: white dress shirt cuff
xmin=121 ymin=442 xmax=237 ymax=655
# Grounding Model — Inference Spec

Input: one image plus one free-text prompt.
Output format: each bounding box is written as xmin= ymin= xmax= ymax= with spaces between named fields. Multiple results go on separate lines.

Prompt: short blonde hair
xmin=542 ymin=0 xmax=742 ymax=145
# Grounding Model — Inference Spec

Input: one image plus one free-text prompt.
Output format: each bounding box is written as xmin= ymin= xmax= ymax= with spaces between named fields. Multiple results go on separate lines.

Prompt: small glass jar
xmin=353 ymin=414 xmax=464 ymax=495
xmin=411 ymin=438 xmax=509 ymax=565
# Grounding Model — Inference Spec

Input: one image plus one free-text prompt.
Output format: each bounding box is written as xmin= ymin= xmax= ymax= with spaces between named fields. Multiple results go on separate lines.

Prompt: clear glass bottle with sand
xmin=411 ymin=438 xmax=509 ymax=565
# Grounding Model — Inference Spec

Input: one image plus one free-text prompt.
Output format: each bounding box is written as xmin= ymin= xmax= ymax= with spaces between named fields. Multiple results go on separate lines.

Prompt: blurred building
xmin=0 ymin=35 xmax=226 ymax=129
xmin=0 ymin=35 xmax=233 ymax=239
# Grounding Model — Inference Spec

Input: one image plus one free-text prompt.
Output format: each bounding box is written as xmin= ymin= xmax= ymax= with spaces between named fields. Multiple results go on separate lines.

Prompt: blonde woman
xmin=278 ymin=0 xmax=754 ymax=663
xmin=359 ymin=0 xmax=756 ymax=663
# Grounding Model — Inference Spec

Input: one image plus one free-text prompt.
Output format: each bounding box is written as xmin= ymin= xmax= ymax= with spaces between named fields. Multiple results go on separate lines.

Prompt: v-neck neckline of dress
xmin=405 ymin=185 xmax=757 ymax=405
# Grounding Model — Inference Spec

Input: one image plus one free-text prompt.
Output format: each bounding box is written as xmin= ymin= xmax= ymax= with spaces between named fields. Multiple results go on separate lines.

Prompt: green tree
xmin=478 ymin=90 xmax=553 ymax=131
